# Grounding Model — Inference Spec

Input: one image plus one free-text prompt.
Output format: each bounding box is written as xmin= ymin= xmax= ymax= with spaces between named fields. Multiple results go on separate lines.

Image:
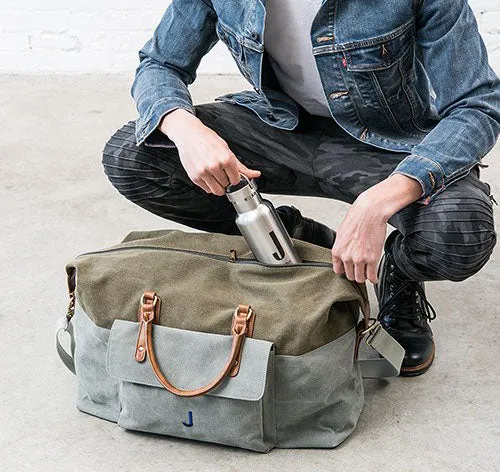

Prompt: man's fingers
xmin=198 ymin=181 xmax=212 ymax=193
xmin=343 ymin=261 xmax=355 ymax=281
xmin=193 ymin=177 xmax=211 ymax=193
xmin=223 ymin=164 xmax=241 ymax=186
xmin=354 ymin=262 xmax=367 ymax=284
xmin=366 ymin=262 xmax=379 ymax=284
xmin=237 ymin=161 xmax=261 ymax=179
xmin=332 ymin=258 xmax=344 ymax=275
xmin=211 ymin=168 xmax=230 ymax=189
xmin=203 ymin=175 xmax=226 ymax=196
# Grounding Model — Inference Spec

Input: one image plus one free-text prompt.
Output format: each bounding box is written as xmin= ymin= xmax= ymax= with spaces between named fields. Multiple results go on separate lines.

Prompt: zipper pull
xmin=228 ymin=249 xmax=237 ymax=262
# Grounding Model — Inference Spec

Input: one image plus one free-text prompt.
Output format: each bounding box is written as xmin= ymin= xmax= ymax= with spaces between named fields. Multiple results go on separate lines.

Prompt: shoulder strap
xmin=56 ymin=315 xmax=76 ymax=374
xmin=56 ymin=267 xmax=77 ymax=375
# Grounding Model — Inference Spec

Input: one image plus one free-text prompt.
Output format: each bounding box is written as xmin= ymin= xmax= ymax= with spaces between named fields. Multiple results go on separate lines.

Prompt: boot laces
xmin=379 ymin=280 xmax=437 ymax=325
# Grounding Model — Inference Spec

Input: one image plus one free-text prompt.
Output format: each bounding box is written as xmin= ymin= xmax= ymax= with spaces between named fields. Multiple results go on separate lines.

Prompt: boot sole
xmin=399 ymin=343 xmax=435 ymax=377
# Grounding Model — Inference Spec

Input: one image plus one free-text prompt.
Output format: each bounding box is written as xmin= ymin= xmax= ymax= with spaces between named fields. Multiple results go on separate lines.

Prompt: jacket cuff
xmin=390 ymin=154 xmax=446 ymax=205
xmin=135 ymin=98 xmax=195 ymax=146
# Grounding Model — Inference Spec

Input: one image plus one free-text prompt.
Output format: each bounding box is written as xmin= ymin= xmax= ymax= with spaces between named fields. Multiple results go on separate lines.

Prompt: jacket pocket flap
xmin=106 ymin=319 xmax=273 ymax=401
xmin=345 ymin=20 xmax=414 ymax=71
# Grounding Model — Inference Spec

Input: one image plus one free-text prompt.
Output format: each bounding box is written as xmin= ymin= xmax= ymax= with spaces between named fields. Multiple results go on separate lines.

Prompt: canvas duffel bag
xmin=56 ymin=229 xmax=404 ymax=452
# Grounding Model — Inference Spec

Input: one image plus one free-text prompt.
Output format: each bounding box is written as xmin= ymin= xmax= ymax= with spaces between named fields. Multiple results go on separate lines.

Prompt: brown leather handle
xmin=135 ymin=292 xmax=255 ymax=398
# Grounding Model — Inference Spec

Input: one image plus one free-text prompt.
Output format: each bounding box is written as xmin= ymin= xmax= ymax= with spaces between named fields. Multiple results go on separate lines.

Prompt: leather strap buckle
xmin=233 ymin=305 xmax=254 ymax=321
xmin=141 ymin=292 xmax=159 ymax=308
xmin=360 ymin=318 xmax=381 ymax=335
xmin=362 ymin=320 xmax=382 ymax=348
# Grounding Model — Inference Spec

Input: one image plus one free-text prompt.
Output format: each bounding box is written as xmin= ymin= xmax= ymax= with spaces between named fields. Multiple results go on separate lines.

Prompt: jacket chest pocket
xmin=343 ymin=19 xmax=416 ymax=111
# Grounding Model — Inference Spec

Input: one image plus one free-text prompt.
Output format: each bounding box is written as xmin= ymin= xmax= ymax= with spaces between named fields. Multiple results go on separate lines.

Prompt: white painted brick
xmin=479 ymin=11 xmax=500 ymax=34
xmin=469 ymin=0 xmax=500 ymax=12
xmin=0 ymin=32 xmax=28 ymax=52
xmin=28 ymin=31 xmax=82 ymax=52
xmin=0 ymin=0 xmax=498 ymax=74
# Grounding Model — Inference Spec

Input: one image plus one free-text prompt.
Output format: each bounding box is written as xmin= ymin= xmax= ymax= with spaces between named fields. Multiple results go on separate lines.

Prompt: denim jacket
xmin=131 ymin=0 xmax=500 ymax=203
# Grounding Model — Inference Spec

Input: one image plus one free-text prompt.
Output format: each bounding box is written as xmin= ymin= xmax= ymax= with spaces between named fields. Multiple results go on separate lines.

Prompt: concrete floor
xmin=1 ymin=74 xmax=499 ymax=472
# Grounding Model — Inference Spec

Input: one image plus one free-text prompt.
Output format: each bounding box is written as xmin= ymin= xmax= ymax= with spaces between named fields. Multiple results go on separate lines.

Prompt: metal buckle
xmin=233 ymin=305 xmax=254 ymax=321
xmin=141 ymin=293 xmax=159 ymax=308
xmin=361 ymin=320 xmax=381 ymax=348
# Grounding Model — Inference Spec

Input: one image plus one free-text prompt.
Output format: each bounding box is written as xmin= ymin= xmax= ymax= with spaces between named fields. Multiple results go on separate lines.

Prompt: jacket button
xmin=266 ymin=113 xmax=278 ymax=122
xmin=329 ymin=91 xmax=349 ymax=100
xmin=316 ymin=35 xmax=334 ymax=43
xmin=250 ymin=32 xmax=259 ymax=40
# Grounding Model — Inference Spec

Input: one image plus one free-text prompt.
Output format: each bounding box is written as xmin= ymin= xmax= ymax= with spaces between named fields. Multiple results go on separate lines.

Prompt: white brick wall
xmin=1 ymin=0 xmax=499 ymax=74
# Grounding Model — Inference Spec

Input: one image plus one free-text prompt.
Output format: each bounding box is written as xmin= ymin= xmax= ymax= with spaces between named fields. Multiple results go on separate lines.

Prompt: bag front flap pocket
xmin=107 ymin=320 xmax=273 ymax=401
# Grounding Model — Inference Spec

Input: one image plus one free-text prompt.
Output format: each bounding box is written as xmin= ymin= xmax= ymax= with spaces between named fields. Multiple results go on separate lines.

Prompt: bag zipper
xmin=76 ymin=245 xmax=333 ymax=269
xmin=71 ymin=246 xmax=369 ymax=321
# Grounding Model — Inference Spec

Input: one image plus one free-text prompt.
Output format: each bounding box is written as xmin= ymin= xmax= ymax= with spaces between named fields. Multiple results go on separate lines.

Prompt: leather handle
xmin=135 ymin=292 xmax=255 ymax=398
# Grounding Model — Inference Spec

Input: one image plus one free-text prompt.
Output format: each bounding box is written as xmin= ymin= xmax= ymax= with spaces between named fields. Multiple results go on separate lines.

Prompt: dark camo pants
xmin=102 ymin=102 xmax=497 ymax=282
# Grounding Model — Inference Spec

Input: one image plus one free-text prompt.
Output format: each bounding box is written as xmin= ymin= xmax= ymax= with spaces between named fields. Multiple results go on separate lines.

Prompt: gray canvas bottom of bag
xmin=71 ymin=301 xmax=364 ymax=452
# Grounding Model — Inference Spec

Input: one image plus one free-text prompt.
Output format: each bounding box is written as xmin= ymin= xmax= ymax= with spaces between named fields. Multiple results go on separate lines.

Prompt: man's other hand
xmin=159 ymin=108 xmax=261 ymax=195
xmin=331 ymin=174 xmax=423 ymax=283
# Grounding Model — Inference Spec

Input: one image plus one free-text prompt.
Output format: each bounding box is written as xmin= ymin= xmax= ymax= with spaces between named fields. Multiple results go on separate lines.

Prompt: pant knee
xmin=404 ymin=225 xmax=497 ymax=282
xmin=101 ymin=121 xmax=176 ymax=201
xmin=102 ymin=121 xmax=140 ymax=166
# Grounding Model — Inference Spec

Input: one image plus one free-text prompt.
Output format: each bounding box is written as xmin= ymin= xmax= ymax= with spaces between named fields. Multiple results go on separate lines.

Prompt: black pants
xmin=102 ymin=102 xmax=497 ymax=282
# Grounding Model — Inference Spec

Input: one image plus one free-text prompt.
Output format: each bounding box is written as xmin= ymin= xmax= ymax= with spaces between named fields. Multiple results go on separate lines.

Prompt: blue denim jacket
xmin=131 ymin=0 xmax=500 ymax=203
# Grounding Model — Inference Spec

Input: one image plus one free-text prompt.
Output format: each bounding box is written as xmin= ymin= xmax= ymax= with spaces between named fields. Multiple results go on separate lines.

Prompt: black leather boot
xmin=276 ymin=205 xmax=336 ymax=250
xmin=375 ymin=231 xmax=437 ymax=377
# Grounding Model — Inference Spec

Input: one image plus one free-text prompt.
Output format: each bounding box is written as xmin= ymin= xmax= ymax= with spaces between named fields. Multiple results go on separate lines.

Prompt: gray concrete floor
xmin=1 ymin=74 xmax=499 ymax=472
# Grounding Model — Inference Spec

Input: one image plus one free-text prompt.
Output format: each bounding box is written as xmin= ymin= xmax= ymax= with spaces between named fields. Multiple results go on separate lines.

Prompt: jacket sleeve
xmin=131 ymin=0 xmax=219 ymax=146
xmin=390 ymin=0 xmax=500 ymax=204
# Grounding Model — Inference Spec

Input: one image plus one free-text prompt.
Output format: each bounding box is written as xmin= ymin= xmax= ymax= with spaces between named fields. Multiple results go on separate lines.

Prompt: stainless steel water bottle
xmin=225 ymin=174 xmax=302 ymax=265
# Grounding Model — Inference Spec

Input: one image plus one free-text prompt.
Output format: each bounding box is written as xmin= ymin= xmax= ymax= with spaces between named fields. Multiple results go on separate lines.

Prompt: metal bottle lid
xmin=225 ymin=174 xmax=262 ymax=213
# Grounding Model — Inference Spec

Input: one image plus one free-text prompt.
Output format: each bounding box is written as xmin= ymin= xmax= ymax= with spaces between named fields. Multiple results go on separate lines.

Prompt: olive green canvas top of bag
xmin=67 ymin=229 xmax=367 ymax=356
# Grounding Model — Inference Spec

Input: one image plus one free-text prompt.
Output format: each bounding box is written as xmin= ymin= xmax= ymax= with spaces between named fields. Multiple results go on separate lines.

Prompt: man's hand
xmin=331 ymin=174 xmax=423 ymax=283
xmin=159 ymin=109 xmax=261 ymax=195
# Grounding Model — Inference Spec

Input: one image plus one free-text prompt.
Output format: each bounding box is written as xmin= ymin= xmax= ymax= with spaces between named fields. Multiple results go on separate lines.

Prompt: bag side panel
xmin=73 ymin=301 xmax=120 ymax=422
xmin=274 ymin=327 xmax=364 ymax=448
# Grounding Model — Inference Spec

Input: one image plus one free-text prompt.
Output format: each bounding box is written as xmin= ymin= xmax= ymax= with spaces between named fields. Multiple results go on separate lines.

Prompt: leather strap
xmin=229 ymin=305 xmax=255 ymax=377
xmin=135 ymin=291 xmax=160 ymax=362
xmin=136 ymin=292 xmax=256 ymax=398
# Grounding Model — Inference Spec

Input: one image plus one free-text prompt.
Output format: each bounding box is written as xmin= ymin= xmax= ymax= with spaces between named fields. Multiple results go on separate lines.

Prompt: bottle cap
xmin=225 ymin=174 xmax=261 ymax=212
